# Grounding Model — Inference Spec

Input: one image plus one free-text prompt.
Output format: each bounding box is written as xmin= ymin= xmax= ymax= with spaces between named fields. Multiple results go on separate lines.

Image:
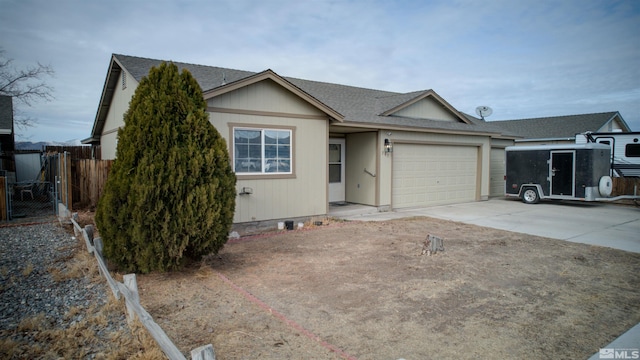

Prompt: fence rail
xmin=70 ymin=213 xmax=216 ymax=360
xmin=44 ymin=145 xmax=99 ymax=160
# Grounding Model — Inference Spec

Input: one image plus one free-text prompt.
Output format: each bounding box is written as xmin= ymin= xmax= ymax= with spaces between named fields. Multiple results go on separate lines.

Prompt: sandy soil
xmin=137 ymin=217 xmax=640 ymax=360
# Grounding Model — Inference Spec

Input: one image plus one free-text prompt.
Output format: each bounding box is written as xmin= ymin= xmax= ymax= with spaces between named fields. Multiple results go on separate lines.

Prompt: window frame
xmin=231 ymin=124 xmax=296 ymax=179
xmin=625 ymin=143 xmax=640 ymax=158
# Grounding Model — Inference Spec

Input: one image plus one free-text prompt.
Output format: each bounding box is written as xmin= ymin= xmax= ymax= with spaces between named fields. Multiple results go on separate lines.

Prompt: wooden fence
xmin=73 ymin=159 xmax=113 ymax=208
xmin=70 ymin=213 xmax=216 ymax=360
xmin=612 ymin=177 xmax=640 ymax=197
xmin=45 ymin=145 xmax=101 ymax=160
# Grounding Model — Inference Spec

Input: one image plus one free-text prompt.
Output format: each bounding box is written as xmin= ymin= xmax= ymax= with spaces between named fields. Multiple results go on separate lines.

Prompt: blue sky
xmin=1 ymin=0 xmax=638 ymax=142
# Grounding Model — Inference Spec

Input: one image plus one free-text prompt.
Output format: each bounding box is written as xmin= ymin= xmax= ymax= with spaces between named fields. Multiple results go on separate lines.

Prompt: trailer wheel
xmin=522 ymin=187 xmax=540 ymax=204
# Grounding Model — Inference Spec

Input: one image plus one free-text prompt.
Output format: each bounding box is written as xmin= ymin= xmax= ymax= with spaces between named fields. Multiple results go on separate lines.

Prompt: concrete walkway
xmin=334 ymin=198 xmax=640 ymax=358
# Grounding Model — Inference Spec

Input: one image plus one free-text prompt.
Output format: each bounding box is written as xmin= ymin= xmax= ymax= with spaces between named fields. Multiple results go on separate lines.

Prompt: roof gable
xmin=204 ymin=69 xmax=343 ymax=121
xmin=379 ymin=90 xmax=472 ymax=124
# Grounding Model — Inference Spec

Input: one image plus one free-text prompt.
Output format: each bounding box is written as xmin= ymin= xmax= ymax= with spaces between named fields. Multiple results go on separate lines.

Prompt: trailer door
xmin=550 ymin=151 xmax=575 ymax=197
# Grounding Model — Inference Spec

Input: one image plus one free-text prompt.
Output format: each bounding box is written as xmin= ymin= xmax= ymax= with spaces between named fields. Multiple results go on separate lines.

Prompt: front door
xmin=329 ymin=138 xmax=345 ymax=203
xmin=550 ymin=151 xmax=575 ymax=196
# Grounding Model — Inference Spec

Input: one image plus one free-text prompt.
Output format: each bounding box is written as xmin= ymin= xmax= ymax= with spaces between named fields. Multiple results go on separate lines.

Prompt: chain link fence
xmin=1 ymin=152 xmax=71 ymax=223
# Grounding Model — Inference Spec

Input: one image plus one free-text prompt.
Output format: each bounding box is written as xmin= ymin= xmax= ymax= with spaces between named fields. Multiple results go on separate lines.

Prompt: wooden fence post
xmin=191 ymin=344 xmax=216 ymax=360
xmin=82 ymin=225 xmax=95 ymax=254
xmin=123 ymin=274 xmax=140 ymax=324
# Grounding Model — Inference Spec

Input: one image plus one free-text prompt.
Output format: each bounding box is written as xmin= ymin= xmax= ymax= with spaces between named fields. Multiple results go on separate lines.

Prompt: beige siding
xmin=210 ymin=79 xmax=326 ymax=116
xmin=490 ymin=148 xmax=505 ymax=197
xmin=345 ymin=132 xmax=377 ymax=206
xmin=611 ymin=119 xmax=624 ymax=131
xmin=101 ymin=132 xmax=118 ymax=160
xmin=208 ymin=80 xmax=328 ymax=223
xmin=100 ymin=70 xmax=138 ymax=160
xmin=393 ymin=97 xmax=459 ymax=122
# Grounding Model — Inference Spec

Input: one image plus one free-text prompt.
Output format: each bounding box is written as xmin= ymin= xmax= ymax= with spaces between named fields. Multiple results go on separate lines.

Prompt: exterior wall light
xmin=384 ymin=138 xmax=393 ymax=154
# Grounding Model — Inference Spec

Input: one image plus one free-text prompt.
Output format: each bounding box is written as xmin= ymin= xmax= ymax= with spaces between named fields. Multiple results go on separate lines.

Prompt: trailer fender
xmin=598 ymin=176 xmax=613 ymax=197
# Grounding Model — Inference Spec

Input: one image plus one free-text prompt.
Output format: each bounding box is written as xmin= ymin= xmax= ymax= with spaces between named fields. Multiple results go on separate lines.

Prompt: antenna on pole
xmin=475 ymin=106 xmax=493 ymax=121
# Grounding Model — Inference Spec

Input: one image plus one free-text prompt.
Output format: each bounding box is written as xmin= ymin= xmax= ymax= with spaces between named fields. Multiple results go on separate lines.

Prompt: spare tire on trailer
xmin=598 ymin=176 xmax=613 ymax=197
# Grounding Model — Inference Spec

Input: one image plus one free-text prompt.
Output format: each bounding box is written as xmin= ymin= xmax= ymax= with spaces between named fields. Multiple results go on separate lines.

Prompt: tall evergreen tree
xmin=95 ymin=62 xmax=236 ymax=273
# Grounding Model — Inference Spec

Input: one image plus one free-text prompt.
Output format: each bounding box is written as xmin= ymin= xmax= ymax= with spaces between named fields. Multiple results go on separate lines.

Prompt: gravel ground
xmin=0 ymin=219 xmax=132 ymax=358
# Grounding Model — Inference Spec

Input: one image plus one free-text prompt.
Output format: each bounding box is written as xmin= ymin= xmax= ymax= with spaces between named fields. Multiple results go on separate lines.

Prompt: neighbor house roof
xmin=86 ymin=54 xmax=518 ymax=143
xmin=0 ymin=95 xmax=13 ymax=135
xmin=488 ymin=112 xmax=631 ymax=141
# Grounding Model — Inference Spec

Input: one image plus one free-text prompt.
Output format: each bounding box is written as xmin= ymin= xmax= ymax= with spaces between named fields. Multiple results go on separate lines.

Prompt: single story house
xmin=488 ymin=112 xmax=631 ymax=146
xmin=84 ymin=54 xmax=518 ymax=224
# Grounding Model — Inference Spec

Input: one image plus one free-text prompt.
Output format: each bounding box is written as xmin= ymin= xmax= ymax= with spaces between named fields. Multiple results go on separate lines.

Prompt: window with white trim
xmin=233 ymin=128 xmax=292 ymax=174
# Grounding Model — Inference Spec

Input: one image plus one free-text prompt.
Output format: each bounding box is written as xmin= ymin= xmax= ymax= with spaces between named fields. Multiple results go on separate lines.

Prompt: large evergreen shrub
xmin=95 ymin=62 xmax=236 ymax=273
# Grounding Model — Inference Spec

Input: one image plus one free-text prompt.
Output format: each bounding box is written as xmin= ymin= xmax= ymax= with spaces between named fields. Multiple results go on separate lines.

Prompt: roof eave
xmin=331 ymin=120 xmax=502 ymax=137
xmin=514 ymin=136 xmax=576 ymax=143
xmin=81 ymin=136 xmax=100 ymax=145
xmin=89 ymin=55 xmax=122 ymax=143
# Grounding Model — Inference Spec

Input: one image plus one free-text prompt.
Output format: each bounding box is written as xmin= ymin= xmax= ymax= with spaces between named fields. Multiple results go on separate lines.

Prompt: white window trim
xmin=233 ymin=127 xmax=293 ymax=175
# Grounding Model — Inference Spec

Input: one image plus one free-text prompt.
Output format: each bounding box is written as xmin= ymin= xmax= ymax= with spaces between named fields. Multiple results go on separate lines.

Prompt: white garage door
xmin=490 ymin=148 xmax=506 ymax=197
xmin=392 ymin=144 xmax=477 ymax=208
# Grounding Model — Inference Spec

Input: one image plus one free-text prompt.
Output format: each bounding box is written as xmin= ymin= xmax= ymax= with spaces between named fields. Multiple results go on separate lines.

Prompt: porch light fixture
xmin=384 ymin=138 xmax=393 ymax=154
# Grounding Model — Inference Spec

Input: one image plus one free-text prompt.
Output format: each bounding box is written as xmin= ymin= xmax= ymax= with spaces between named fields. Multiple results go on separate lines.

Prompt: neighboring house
xmin=0 ymin=95 xmax=15 ymax=152
xmin=488 ymin=112 xmax=631 ymax=146
xmin=84 ymin=54 xmax=518 ymax=224
xmin=0 ymin=95 xmax=15 ymax=171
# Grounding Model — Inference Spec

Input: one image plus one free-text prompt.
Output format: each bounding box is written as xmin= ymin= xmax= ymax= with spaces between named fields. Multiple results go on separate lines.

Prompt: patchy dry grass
xmin=21 ymin=263 xmax=34 ymax=277
xmin=0 ymin=297 xmax=164 ymax=359
xmin=0 ymin=218 xmax=166 ymax=359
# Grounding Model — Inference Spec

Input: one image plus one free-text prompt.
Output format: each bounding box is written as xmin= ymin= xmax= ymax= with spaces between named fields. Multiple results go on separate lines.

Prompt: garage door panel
xmin=393 ymin=144 xmax=477 ymax=208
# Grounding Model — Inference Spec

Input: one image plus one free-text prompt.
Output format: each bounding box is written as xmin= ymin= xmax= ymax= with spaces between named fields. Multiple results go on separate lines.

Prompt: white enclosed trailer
xmin=576 ymin=132 xmax=640 ymax=177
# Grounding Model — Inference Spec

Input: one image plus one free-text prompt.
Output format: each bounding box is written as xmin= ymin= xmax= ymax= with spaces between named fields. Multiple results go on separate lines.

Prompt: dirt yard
xmin=137 ymin=217 xmax=640 ymax=359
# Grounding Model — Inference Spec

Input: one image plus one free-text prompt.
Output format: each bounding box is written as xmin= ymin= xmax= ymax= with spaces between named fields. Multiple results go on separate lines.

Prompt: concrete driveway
xmin=341 ymin=198 xmax=640 ymax=253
